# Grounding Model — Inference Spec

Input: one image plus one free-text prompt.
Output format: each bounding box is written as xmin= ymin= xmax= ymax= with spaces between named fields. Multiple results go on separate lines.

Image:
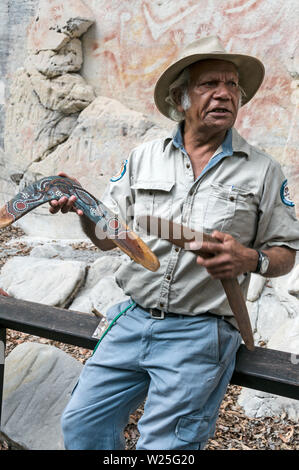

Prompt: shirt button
xmin=175 ymin=247 xmax=180 ymax=252
xmin=229 ymin=196 xmax=235 ymax=202
xmin=186 ymin=163 xmax=190 ymax=169
xmin=160 ymin=302 xmax=164 ymax=308
xmin=166 ymin=275 xmax=171 ymax=281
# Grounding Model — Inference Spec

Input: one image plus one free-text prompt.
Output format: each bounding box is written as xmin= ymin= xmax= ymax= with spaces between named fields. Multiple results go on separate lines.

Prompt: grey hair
xmin=165 ymin=67 xmax=191 ymax=121
xmin=165 ymin=64 xmax=247 ymax=120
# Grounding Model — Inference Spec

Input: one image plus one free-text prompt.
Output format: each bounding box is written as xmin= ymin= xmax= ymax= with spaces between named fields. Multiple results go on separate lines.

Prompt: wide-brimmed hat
xmin=154 ymin=36 xmax=265 ymax=120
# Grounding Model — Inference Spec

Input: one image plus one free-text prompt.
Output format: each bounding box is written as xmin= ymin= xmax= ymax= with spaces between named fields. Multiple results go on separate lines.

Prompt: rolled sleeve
xmin=253 ymin=162 xmax=299 ymax=251
xmin=100 ymin=154 xmax=134 ymax=227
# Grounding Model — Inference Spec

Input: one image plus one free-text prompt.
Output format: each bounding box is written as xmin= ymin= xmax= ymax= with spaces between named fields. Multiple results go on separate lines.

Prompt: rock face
xmin=1 ymin=0 xmax=166 ymax=239
xmin=28 ymin=95 xmax=166 ymax=201
xmin=0 ymin=342 xmax=83 ymax=450
xmin=25 ymin=39 xmax=83 ymax=78
xmin=27 ymin=0 xmax=94 ymax=53
xmin=1 ymin=0 xmax=96 ymax=238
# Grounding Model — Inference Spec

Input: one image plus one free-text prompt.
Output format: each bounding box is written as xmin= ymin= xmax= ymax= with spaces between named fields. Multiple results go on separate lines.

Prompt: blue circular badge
xmin=280 ymin=179 xmax=295 ymax=207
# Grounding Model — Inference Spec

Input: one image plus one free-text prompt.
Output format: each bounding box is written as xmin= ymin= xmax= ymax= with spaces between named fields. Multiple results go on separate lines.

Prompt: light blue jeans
xmin=61 ymin=300 xmax=241 ymax=450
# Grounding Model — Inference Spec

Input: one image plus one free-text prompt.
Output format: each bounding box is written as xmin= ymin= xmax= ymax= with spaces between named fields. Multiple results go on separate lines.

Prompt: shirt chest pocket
xmin=131 ymin=180 xmax=175 ymax=233
xmin=202 ymin=183 xmax=257 ymax=242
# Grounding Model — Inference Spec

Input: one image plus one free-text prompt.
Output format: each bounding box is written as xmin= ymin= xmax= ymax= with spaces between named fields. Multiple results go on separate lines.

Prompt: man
xmin=13 ymin=37 xmax=299 ymax=449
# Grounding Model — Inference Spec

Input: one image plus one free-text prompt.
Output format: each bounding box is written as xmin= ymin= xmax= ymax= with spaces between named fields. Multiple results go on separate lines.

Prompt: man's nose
xmin=213 ymin=82 xmax=231 ymax=99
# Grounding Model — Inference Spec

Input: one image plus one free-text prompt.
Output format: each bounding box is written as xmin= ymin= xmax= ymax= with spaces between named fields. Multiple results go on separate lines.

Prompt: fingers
xmin=49 ymin=195 xmax=83 ymax=216
xmin=190 ymin=231 xmax=240 ymax=279
xmin=189 ymin=231 xmax=233 ymax=254
xmin=189 ymin=239 xmax=224 ymax=255
xmin=48 ymin=173 xmax=83 ymax=215
xmin=196 ymin=255 xmax=234 ymax=279
xmin=49 ymin=172 xmax=83 ymax=216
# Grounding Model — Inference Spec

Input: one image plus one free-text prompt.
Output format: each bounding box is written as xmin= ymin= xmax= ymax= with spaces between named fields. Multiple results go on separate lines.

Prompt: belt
xmin=142 ymin=306 xmax=225 ymax=321
xmin=145 ymin=307 xmax=179 ymax=320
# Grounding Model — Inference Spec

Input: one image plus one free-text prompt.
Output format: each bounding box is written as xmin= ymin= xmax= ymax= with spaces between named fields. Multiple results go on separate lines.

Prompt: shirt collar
xmin=163 ymin=122 xmax=250 ymax=158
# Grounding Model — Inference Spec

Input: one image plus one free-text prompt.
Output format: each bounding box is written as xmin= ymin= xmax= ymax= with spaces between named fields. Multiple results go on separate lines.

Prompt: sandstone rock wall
xmin=1 ymin=0 xmax=299 ymax=236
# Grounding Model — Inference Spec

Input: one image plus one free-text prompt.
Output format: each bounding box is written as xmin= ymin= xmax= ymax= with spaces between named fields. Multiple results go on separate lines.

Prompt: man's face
xmin=180 ymin=59 xmax=241 ymax=134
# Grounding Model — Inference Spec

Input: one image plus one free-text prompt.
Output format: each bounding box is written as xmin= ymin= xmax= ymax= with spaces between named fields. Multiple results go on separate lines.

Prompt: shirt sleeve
xmin=253 ymin=161 xmax=299 ymax=251
xmin=100 ymin=153 xmax=134 ymax=228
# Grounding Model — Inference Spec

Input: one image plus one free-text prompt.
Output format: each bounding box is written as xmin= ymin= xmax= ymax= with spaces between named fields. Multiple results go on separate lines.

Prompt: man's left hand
xmin=189 ymin=230 xmax=258 ymax=279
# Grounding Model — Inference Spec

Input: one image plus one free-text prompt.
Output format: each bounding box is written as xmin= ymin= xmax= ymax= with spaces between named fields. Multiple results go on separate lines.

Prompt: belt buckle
xmin=150 ymin=308 xmax=165 ymax=320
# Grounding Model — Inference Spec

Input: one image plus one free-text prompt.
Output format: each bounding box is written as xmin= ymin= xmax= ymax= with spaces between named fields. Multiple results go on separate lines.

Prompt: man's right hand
xmin=48 ymin=172 xmax=83 ymax=216
xmin=0 ymin=288 xmax=9 ymax=297
xmin=48 ymin=172 xmax=115 ymax=251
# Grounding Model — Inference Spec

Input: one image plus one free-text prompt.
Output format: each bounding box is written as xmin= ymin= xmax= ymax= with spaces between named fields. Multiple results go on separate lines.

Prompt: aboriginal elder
xmin=46 ymin=36 xmax=299 ymax=450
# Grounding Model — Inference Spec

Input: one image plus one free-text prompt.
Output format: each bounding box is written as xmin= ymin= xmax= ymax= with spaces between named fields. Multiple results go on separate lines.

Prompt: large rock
xmin=238 ymin=316 xmax=299 ymax=421
xmin=246 ymin=274 xmax=267 ymax=302
xmin=4 ymin=68 xmax=80 ymax=171
xmin=2 ymin=0 xmax=96 ymax=239
xmin=254 ymin=286 xmax=290 ymax=344
xmin=69 ymin=255 xmax=129 ymax=315
xmin=0 ymin=146 xmax=15 ymax=206
xmin=0 ymin=256 xmax=86 ymax=307
xmin=0 ymin=342 xmax=83 ymax=450
xmin=27 ymin=0 xmax=94 ymax=53
xmin=25 ymin=39 xmax=83 ymax=78
xmin=29 ymin=95 xmax=166 ymax=203
xmin=29 ymin=69 xmax=95 ymax=114
xmin=286 ymin=263 xmax=299 ymax=296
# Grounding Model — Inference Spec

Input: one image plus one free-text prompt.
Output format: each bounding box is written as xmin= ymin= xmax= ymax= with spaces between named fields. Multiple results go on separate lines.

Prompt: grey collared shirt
xmin=101 ymin=125 xmax=299 ymax=325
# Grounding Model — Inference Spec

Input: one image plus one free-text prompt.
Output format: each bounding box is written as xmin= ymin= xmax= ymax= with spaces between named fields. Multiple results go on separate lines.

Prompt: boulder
xmin=0 ymin=256 xmax=86 ymax=307
xmin=287 ymin=263 xmax=299 ymax=296
xmin=69 ymin=255 xmax=129 ymax=315
xmin=253 ymin=285 xmax=290 ymax=344
xmin=27 ymin=0 xmax=94 ymax=54
xmin=4 ymin=68 xmax=79 ymax=170
xmin=246 ymin=273 xmax=266 ymax=302
xmin=0 ymin=342 xmax=83 ymax=450
xmin=28 ymin=69 xmax=95 ymax=114
xmin=25 ymin=39 xmax=83 ymax=78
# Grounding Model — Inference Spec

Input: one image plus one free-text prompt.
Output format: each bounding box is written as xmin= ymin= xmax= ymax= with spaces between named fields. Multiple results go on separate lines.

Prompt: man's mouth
xmin=209 ymin=107 xmax=232 ymax=114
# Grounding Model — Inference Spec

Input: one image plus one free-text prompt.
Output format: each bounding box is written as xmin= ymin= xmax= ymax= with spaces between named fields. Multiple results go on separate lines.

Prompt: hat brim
xmin=154 ymin=52 xmax=265 ymax=120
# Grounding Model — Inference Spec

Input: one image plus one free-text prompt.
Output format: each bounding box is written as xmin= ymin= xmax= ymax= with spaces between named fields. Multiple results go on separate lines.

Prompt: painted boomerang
xmin=137 ymin=215 xmax=254 ymax=351
xmin=0 ymin=176 xmax=160 ymax=272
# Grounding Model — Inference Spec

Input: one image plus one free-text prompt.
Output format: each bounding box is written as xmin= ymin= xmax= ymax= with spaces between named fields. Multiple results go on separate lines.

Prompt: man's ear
xmin=172 ymin=88 xmax=184 ymax=112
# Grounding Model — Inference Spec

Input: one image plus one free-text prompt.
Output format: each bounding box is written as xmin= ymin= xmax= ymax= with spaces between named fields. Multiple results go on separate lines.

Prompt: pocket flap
xmin=131 ymin=180 xmax=174 ymax=192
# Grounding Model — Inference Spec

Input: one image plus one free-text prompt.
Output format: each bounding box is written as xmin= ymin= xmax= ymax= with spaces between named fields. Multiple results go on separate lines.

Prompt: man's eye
xmin=228 ymin=81 xmax=238 ymax=87
xmin=201 ymin=81 xmax=218 ymax=87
